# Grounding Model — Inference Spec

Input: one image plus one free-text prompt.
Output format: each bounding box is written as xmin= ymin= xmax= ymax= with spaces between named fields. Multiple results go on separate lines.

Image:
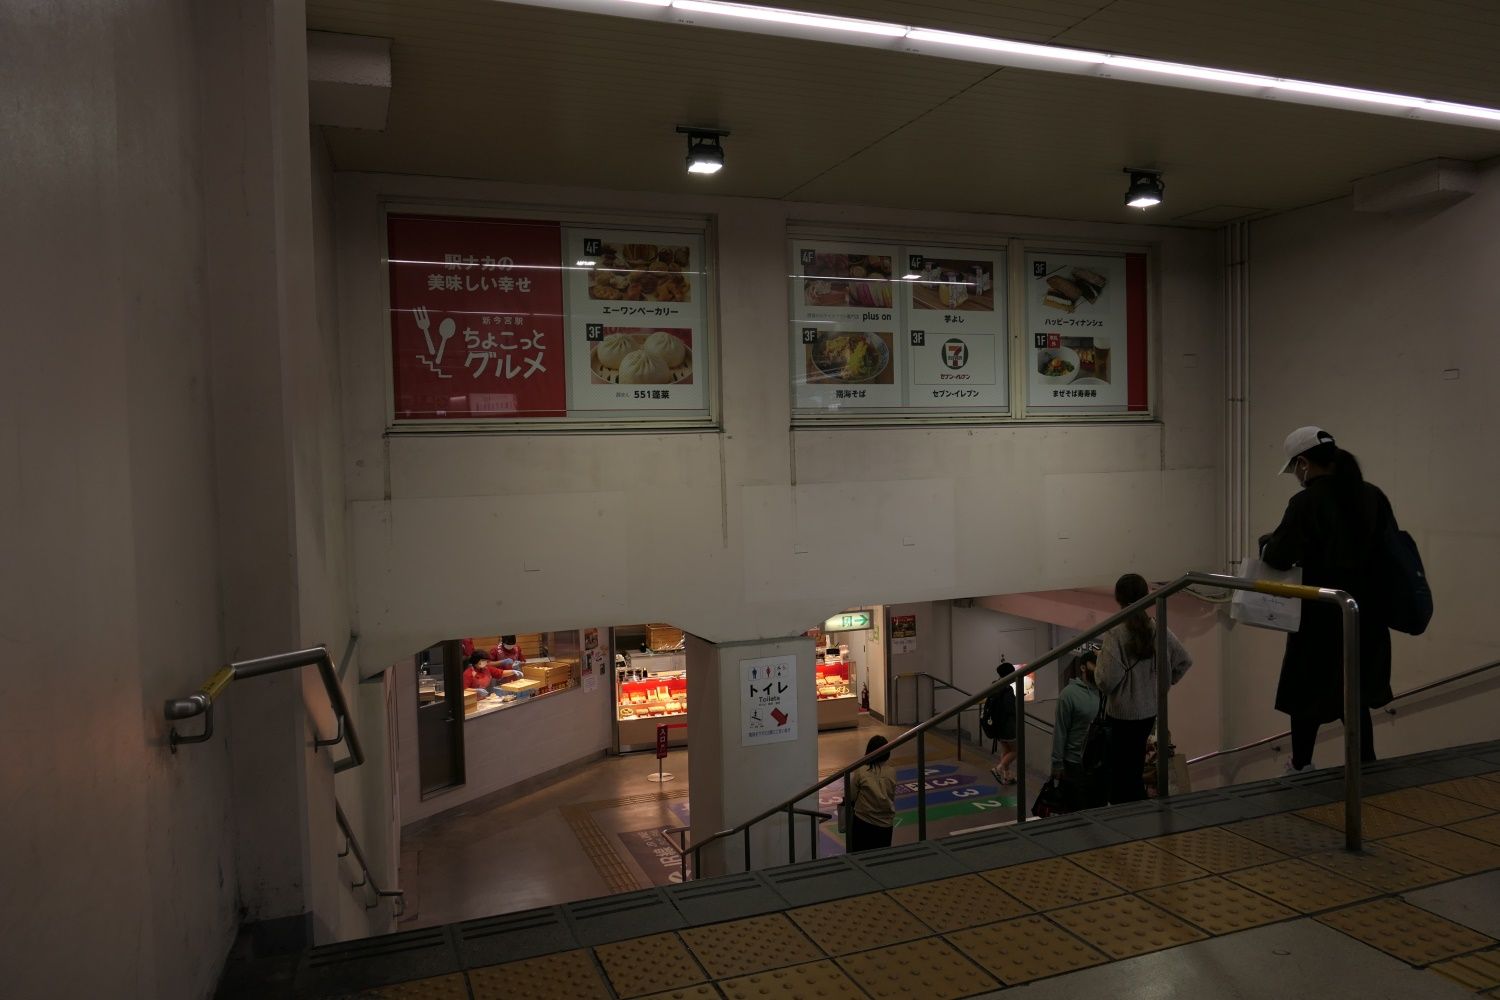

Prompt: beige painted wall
xmin=1228 ymin=163 xmax=1500 ymax=766
xmin=336 ymin=173 xmax=1226 ymax=675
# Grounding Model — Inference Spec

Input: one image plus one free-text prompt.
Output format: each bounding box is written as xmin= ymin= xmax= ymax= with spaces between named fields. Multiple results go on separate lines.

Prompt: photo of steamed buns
xmin=617 ymin=350 xmax=670 ymax=384
xmin=588 ymin=326 xmax=695 ymax=386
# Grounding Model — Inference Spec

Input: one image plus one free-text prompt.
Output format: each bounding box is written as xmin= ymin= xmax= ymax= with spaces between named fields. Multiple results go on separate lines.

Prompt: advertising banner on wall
xmin=740 ymin=654 xmax=798 ymax=747
xmin=891 ymin=614 xmax=917 ymax=654
xmin=566 ymin=230 xmax=708 ymax=413
xmin=904 ymin=246 xmax=1007 ymax=411
xmin=1025 ymin=252 xmax=1148 ymax=413
xmin=790 ymin=240 xmax=902 ymax=411
xmin=387 ymin=215 xmax=567 ymax=419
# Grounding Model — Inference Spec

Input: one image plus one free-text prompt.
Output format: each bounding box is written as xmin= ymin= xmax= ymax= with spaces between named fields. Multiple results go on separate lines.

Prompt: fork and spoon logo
xmin=413 ymin=306 xmax=456 ymax=365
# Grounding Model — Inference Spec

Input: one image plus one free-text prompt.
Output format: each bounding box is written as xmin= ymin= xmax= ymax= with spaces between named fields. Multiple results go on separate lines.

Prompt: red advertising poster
xmin=387 ymin=214 xmax=567 ymax=419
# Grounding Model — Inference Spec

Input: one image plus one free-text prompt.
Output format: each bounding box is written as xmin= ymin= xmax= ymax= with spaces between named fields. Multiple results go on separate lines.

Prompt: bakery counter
xmin=617 ymin=712 xmax=688 ymax=752
xmin=465 ymin=656 xmax=580 ymax=722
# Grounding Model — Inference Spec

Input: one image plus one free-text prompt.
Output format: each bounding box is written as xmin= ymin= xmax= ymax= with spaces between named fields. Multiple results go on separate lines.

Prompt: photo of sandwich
xmin=1041 ymin=265 xmax=1110 ymax=313
xmin=800 ymin=251 xmax=894 ymax=308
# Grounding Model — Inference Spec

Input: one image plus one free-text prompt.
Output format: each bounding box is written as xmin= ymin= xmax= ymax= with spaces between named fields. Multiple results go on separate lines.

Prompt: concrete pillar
xmin=686 ymin=635 xmax=818 ymax=877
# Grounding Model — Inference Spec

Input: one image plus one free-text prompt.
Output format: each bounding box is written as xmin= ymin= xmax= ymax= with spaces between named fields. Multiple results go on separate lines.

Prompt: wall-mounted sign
xmin=740 ymin=654 xmax=798 ymax=747
xmin=823 ymin=610 xmax=873 ymax=633
xmin=890 ymin=614 xmax=917 ymax=655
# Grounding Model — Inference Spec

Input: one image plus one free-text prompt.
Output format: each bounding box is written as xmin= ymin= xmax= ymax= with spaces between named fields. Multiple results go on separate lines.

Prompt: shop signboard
xmin=566 ymin=229 xmax=708 ymax=413
xmin=890 ymin=614 xmax=917 ymax=654
xmin=1025 ymin=251 xmax=1148 ymax=413
xmin=790 ymin=239 xmax=902 ymax=411
xmin=740 ymin=654 xmax=798 ymax=747
xmin=904 ymin=246 xmax=1007 ymax=411
xmin=387 ymin=215 xmax=567 ymax=419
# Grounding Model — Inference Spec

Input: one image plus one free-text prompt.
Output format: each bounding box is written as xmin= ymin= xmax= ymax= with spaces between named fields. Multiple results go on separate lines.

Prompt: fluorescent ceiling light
xmin=505 ymin=0 xmax=1500 ymax=132
xmin=672 ymin=0 xmax=906 ymax=37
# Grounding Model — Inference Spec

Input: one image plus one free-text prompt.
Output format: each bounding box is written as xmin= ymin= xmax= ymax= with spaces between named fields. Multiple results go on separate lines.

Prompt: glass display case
xmin=815 ymin=645 xmax=859 ymax=731
xmin=614 ymin=648 xmax=689 ymax=752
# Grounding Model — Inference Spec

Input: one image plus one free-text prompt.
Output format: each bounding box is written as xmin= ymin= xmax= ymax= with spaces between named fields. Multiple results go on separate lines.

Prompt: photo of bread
xmin=588 ymin=243 xmax=692 ymax=303
xmin=589 ymin=327 xmax=694 ymax=386
xmin=1040 ymin=263 xmax=1110 ymax=313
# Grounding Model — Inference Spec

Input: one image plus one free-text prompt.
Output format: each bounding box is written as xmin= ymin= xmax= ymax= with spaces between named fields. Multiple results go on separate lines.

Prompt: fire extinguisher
xmin=860 ymin=682 xmax=870 ymax=711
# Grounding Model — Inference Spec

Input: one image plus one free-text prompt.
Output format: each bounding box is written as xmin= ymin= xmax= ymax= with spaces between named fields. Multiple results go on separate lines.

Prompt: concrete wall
xmin=1230 ymin=163 xmax=1500 ymax=763
xmin=0 ymin=2 xmax=238 ymax=997
xmin=336 ymin=173 xmax=1226 ymax=674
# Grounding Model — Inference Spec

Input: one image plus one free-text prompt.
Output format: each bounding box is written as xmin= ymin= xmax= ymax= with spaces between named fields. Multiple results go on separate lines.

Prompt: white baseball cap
xmin=1280 ymin=426 xmax=1336 ymax=474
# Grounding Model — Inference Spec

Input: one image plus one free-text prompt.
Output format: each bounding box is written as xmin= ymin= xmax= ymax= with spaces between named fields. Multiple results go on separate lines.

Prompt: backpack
xmin=1077 ymin=692 xmax=1110 ymax=787
xmin=1379 ymin=524 xmax=1432 ymax=636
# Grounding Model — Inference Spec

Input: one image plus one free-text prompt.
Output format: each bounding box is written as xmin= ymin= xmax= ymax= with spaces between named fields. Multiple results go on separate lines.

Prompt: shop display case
xmin=815 ymin=650 xmax=859 ymax=731
xmin=463 ymin=630 xmax=581 ymax=721
xmin=614 ymin=648 xmax=689 ymax=751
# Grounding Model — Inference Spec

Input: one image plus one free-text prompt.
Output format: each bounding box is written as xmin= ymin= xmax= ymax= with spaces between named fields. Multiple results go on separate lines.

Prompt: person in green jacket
xmin=1052 ymin=651 xmax=1105 ymax=810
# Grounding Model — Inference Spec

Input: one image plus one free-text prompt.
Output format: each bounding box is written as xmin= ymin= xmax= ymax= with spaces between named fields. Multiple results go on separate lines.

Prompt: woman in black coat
xmin=1260 ymin=427 xmax=1394 ymax=771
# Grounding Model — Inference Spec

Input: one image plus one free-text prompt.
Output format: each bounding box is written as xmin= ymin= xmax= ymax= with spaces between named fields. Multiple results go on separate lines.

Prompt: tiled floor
xmin=302 ymin=741 xmax=1500 ymax=999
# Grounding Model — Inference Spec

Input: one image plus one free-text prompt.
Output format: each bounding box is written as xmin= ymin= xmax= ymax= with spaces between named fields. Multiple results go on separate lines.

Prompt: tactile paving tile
xmin=886 ymin=874 xmax=1029 ymax=932
xmin=717 ymin=959 xmax=866 ymax=1000
xmin=1067 ymin=840 xmax=1212 ymax=890
xmin=1225 ymin=813 xmax=1347 ymax=856
xmin=1425 ymin=777 xmax=1500 ymax=812
xmin=1317 ymin=898 xmax=1496 ymax=966
xmin=946 ymin=914 xmax=1107 ymax=985
xmin=594 ymin=932 xmax=706 ymax=999
xmin=679 ymin=913 xmax=823 ymax=979
xmin=1452 ymin=815 xmax=1500 ymax=847
xmin=788 ymin=891 xmax=933 ymax=955
xmin=1048 ymin=893 xmax=1209 ymax=959
xmin=1149 ymin=827 xmax=1287 ymax=873
xmin=365 ymin=973 xmax=470 ymax=999
xmin=1139 ymin=875 xmax=1298 ymax=936
xmin=1303 ymin=842 xmax=1458 ymax=892
xmin=1369 ymin=787 xmax=1495 ymax=825
xmin=980 ymin=857 xmax=1123 ymax=911
xmin=837 ymin=935 xmax=999 ymax=1000
xmin=636 ymin=986 xmax=722 ymax=1000
xmin=1431 ymin=947 xmax=1500 ymax=990
xmin=1295 ymin=802 xmax=1429 ymax=839
xmin=469 ymin=949 xmax=611 ymax=1000
xmin=1379 ymin=828 xmax=1500 ymax=875
xmin=1225 ymin=858 xmax=1379 ymax=913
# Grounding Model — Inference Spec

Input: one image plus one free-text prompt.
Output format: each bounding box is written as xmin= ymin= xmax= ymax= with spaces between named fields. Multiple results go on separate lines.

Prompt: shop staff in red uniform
xmin=463 ymin=651 xmax=518 ymax=699
xmin=489 ymin=634 xmax=527 ymax=677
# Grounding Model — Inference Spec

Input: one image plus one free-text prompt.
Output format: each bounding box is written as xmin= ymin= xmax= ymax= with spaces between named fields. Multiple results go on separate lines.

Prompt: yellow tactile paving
xmin=1295 ymin=802 xmax=1429 ymax=839
xmin=1431 ymin=947 xmax=1500 ymax=990
xmin=1379 ymin=827 xmax=1500 ymax=875
xmin=1317 ymin=898 xmax=1496 ymax=966
xmin=1451 ymin=814 xmax=1500 ymax=847
xmin=365 ymin=973 xmax=470 ymax=999
xmin=886 ymin=874 xmax=1029 ymax=932
xmin=788 ymin=892 xmax=933 ymax=956
xmin=1225 ymin=858 xmax=1379 ymax=913
xmin=679 ymin=913 xmax=823 ymax=979
xmin=837 ymin=936 xmax=999 ymax=1000
xmin=1226 ymin=813 xmax=1347 ymax=856
xmin=980 ymin=857 xmax=1123 ymax=910
xmin=1140 ymin=876 xmax=1299 ymax=936
xmin=1049 ymin=893 xmax=1209 ymax=959
xmin=947 ymin=914 xmax=1107 ymax=985
xmin=469 ymin=949 xmax=612 ymax=1000
xmin=1303 ymin=842 xmax=1458 ymax=892
xmin=595 ymin=932 xmax=707 ymax=999
xmin=1368 ymin=787 xmax=1495 ymax=825
xmin=1068 ymin=841 xmax=1212 ymax=890
xmin=717 ymin=959 xmax=866 ymax=1000
xmin=1150 ymin=827 xmax=1288 ymax=874
xmin=637 ymin=987 xmax=722 ymax=1000
xmin=1424 ymin=776 xmax=1500 ymax=812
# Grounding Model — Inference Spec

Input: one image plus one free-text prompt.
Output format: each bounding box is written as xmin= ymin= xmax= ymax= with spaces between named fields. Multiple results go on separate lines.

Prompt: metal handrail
xmin=335 ymin=801 xmax=405 ymax=916
xmin=675 ymin=571 xmax=1362 ymax=876
xmin=163 ymin=645 xmax=364 ymax=773
xmin=1189 ymin=657 xmax=1500 ymax=766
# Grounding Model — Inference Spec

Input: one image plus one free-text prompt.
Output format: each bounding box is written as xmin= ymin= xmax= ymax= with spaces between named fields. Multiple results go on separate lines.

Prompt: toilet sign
xmin=740 ymin=654 xmax=798 ymax=747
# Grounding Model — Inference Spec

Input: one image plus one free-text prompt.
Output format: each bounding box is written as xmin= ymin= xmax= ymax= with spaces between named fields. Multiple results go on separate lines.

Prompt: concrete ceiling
xmin=307 ymin=0 xmax=1500 ymax=224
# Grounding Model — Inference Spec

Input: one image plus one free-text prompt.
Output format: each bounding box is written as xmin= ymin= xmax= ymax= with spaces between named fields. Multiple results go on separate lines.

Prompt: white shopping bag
xmin=1230 ymin=557 xmax=1303 ymax=633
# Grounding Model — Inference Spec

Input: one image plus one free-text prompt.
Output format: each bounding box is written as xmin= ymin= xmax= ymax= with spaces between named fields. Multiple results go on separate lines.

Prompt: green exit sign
xmin=823 ymin=611 xmax=872 ymax=633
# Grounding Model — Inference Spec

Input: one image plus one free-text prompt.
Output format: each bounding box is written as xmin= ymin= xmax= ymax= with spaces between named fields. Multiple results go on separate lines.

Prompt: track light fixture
xmin=1123 ymin=168 xmax=1164 ymax=209
xmin=676 ymin=125 xmax=729 ymax=174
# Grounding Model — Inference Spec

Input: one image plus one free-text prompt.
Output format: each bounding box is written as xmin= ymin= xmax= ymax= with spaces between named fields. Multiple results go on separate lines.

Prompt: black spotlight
xmin=1123 ymin=167 xmax=1164 ymax=209
xmin=676 ymin=125 xmax=730 ymax=175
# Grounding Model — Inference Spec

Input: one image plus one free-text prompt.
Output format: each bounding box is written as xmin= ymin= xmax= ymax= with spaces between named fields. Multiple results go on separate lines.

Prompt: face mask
xmin=1294 ymin=459 xmax=1310 ymax=488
